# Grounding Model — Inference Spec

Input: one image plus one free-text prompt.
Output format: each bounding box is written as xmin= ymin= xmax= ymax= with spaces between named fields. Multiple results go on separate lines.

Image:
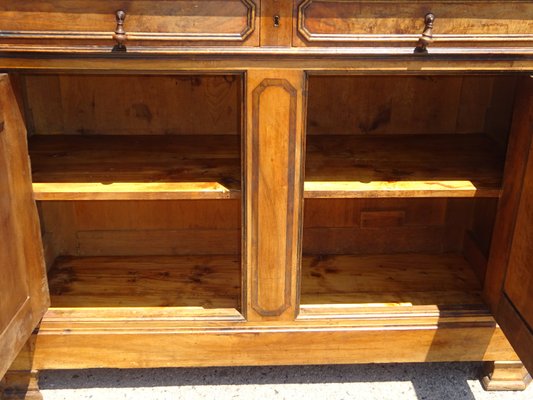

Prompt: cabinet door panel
xmin=0 ymin=0 xmax=258 ymax=49
xmin=0 ymin=74 xmax=49 ymax=378
xmin=496 ymin=76 xmax=533 ymax=375
xmin=295 ymin=1 xmax=533 ymax=49
xmin=504 ymin=159 xmax=533 ymax=330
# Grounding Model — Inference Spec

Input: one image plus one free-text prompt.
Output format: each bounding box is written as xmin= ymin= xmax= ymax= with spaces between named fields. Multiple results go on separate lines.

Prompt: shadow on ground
xmin=39 ymin=362 xmax=531 ymax=400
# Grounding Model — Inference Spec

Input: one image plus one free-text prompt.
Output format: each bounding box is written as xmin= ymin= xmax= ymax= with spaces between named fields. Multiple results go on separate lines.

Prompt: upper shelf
xmin=29 ymin=135 xmax=241 ymax=201
xmin=305 ymin=134 xmax=505 ymax=198
xmin=29 ymin=133 xmax=505 ymax=200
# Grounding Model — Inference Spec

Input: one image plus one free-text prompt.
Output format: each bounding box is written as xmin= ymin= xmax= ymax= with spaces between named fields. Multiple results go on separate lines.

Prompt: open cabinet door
xmin=0 ymin=74 xmax=49 ymax=378
xmin=495 ymin=76 xmax=533 ymax=375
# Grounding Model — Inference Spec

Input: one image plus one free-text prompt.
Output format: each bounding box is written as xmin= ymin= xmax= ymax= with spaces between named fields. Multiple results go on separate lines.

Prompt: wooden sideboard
xmin=1 ymin=1 xmax=533 ymax=397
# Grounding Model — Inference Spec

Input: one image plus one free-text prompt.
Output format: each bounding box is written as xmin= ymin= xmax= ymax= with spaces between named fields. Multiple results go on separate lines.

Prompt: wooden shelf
xmin=301 ymin=253 xmax=483 ymax=306
xmin=48 ymin=255 xmax=241 ymax=308
xmin=29 ymin=135 xmax=241 ymax=200
xmin=305 ymin=134 xmax=505 ymax=198
xmin=30 ymin=134 xmax=503 ymax=200
xmin=48 ymin=253 xmax=482 ymax=309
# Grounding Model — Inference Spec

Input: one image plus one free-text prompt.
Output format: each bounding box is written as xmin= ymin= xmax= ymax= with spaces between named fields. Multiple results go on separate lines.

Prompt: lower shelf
xmin=48 ymin=255 xmax=241 ymax=309
xmin=47 ymin=253 xmax=483 ymax=309
xmin=301 ymin=253 xmax=483 ymax=306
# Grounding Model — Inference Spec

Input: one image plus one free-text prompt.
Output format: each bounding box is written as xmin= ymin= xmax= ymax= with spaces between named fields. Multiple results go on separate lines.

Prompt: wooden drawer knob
xmin=113 ymin=10 xmax=127 ymax=51
xmin=414 ymin=13 xmax=435 ymax=54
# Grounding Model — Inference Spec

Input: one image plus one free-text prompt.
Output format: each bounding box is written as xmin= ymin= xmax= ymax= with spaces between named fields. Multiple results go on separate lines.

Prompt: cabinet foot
xmin=482 ymin=361 xmax=532 ymax=391
xmin=0 ymin=370 xmax=42 ymax=400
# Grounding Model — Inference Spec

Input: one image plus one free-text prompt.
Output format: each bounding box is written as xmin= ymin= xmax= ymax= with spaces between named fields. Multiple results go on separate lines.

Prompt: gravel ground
xmin=39 ymin=362 xmax=533 ymax=400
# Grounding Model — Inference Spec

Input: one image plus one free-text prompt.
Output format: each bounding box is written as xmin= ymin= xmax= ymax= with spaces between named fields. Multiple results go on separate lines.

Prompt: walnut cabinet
xmin=1 ymin=1 xmax=533 ymax=396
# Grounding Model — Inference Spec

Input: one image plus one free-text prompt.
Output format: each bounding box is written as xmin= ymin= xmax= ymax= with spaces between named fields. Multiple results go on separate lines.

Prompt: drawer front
xmin=0 ymin=0 xmax=258 ymax=49
xmin=295 ymin=1 xmax=533 ymax=48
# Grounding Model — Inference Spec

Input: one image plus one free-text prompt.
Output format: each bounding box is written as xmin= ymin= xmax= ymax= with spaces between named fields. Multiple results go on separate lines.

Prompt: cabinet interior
xmin=21 ymin=74 xmax=243 ymax=312
xmin=19 ymin=73 xmax=519 ymax=313
xmin=302 ymin=74 xmax=517 ymax=308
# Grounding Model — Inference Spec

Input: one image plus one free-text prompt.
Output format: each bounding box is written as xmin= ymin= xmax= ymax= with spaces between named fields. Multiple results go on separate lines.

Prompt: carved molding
xmin=239 ymin=0 xmax=257 ymax=41
xmin=250 ymin=78 xmax=297 ymax=317
xmin=0 ymin=0 xmax=257 ymax=43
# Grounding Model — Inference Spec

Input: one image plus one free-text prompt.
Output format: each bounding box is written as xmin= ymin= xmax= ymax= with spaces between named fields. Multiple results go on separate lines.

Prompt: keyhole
xmin=273 ymin=15 xmax=280 ymax=27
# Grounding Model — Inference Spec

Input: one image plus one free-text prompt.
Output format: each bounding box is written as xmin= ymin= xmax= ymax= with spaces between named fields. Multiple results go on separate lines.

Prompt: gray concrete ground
xmin=39 ymin=363 xmax=533 ymax=400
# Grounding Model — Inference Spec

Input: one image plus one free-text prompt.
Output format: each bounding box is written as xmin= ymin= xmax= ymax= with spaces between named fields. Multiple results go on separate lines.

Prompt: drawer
xmin=0 ymin=0 xmax=258 ymax=50
xmin=295 ymin=1 xmax=533 ymax=49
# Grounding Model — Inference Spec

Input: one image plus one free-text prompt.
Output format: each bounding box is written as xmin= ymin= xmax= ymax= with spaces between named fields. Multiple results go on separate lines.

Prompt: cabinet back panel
xmin=304 ymin=198 xmax=447 ymax=228
xmin=303 ymin=198 xmax=480 ymax=256
xmin=39 ymin=200 xmax=241 ymax=259
xmin=307 ymin=75 xmax=516 ymax=138
xmin=301 ymin=198 xmax=497 ymax=304
xmin=22 ymin=74 xmax=242 ymax=136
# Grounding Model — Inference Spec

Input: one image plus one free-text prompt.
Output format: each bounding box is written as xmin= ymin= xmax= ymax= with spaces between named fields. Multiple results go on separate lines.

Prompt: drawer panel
xmin=0 ymin=0 xmax=258 ymax=49
xmin=295 ymin=1 xmax=533 ymax=48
